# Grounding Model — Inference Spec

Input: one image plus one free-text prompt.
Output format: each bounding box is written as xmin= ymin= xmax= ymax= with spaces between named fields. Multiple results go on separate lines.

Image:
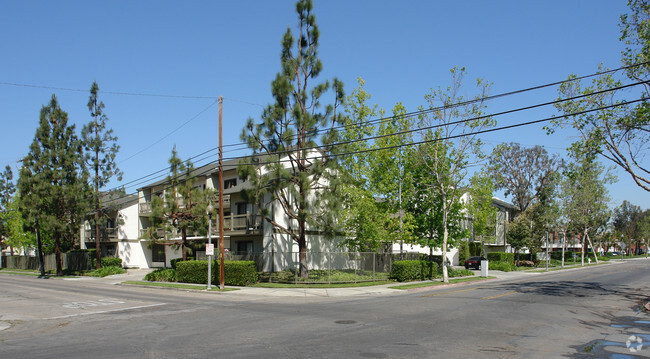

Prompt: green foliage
xmin=238 ymin=0 xmax=344 ymax=278
xmin=447 ymin=267 xmax=475 ymax=277
xmin=176 ymin=260 xmax=213 ymax=284
xmin=0 ymin=165 xmax=15 ymax=241
xmin=551 ymin=1 xmax=650 ymax=192
xmin=88 ymin=266 xmax=126 ymax=277
xmin=488 ymin=261 xmax=517 ymax=272
xmin=17 ymin=95 xmax=90 ymax=276
xmin=469 ymin=242 xmax=483 ymax=257
xmin=147 ymin=147 xmax=210 ymax=261
xmin=176 ymin=260 xmax=258 ymax=286
xmin=507 ymin=214 xmax=532 ymax=254
xmin=486 ymin=252 xmax=515 ymax=263
xmin=170 ymin=257 xmax=189 ymax=270
xmin=223 ymin=261 xmax=258 ymax=286
xmin=389 ymin=260 xmax=438 ymax=282
xmin=1 ymin=196 xmax=36 ymax=252
xmin=144 ymin=268 xmax=178 ymax=282
xmin=457 ymin=241 xmax=471 ymax=264
xmin=101 ymin=257 xmax=122 ymax=267
xmin=467 ymin=170 xmax=497 ymax=241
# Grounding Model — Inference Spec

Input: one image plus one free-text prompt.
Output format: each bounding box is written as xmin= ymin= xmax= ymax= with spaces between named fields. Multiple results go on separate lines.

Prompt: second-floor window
xmin=224 ymin=178 xmax=237 ymax=189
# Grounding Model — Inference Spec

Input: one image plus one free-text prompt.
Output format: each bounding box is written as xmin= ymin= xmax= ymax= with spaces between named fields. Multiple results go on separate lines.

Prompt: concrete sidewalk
xmin=97 ymin=259 xmax=639 ymax=298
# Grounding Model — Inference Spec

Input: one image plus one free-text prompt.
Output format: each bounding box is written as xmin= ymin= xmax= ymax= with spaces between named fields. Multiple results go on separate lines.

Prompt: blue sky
xmin=1 ymin=0 xmax=648 ymax=209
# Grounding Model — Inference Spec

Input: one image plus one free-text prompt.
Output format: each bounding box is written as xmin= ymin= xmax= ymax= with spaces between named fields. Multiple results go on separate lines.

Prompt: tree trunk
xmin=181 ymin=227 xmax=187 ymax=261
xmin=585 ymin=231 xmax=598 ymax=264
xmin=55 ymin=230 xmax=63 ymax=276
xmin=36 ymin=219 xmax=45 ymax=277
xmin=94 ymin=108 xmax=101 ymax=269
xmin=298 ymin=223 xmax=308 ymax=279
xmin=562 ymin=231 xmax=566 ymax=268
xmin=581 ymin=228 xmax=586 ymax=266
xmin=441 ymin=196 xmax=449 ymax=284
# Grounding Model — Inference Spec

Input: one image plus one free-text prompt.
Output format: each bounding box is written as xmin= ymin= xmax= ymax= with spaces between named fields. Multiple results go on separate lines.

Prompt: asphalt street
xmin=1 ymin=259 xmax=649 ymax=358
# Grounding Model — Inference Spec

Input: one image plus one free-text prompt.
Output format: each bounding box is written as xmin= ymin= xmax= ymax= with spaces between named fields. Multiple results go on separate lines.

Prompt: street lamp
xmin=206 ymin=203 xmax=214 ymax=290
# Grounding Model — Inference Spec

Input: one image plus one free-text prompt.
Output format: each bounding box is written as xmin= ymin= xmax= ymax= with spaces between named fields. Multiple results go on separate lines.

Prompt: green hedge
xmin=101 ymin=257 xmax=122 ymax=267
xmin=489 ymin=261 xmax=516 ymax=272
xmin=224 ymin=261 xmax=258 ymax=286
xmin=176 ymin=260 xmax=258 ymax=286
xmin=90 ymin=256 xmax=122 ymax=268
xmin=458 ymin=241 xmax=471 ymax=264
xmin=390 ymin=260 xmax=438 ymax=282
xmin=144 ymin=268 xmax=178 ymax=282
xmin=487 ymin=252 xmax=515 ymax=264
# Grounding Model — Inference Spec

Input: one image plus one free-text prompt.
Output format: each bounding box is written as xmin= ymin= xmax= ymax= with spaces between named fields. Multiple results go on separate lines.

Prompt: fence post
xmin=373 ymin=252 xmax=376 ymax=282
xmin=328 ymin=252 xmax=331 ymax=284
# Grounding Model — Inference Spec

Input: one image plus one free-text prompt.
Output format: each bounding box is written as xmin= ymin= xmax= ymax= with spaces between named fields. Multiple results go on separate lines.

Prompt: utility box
xmin=481 ymin=260 xmax=489 ymax=277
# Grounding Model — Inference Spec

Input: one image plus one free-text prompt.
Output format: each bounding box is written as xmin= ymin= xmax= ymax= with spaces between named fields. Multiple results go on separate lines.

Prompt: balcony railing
xmin=86 ymin=227 xmax=118 ymax=242
xmin=139 ymin=202 xmax=152 ymax=214
xmin=139 ymin=213 xmax=262 ymax=239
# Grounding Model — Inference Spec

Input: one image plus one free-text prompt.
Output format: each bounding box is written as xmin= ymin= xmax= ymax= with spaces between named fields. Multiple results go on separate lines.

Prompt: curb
xmin=405 ymin=277 xmax=497 ymax=293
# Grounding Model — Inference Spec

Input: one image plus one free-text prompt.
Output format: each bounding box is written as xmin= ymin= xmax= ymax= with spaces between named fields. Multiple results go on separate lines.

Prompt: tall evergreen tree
xmin=148 ymin=146 xmax=208 ymax=261
xmin=239 ymin=0 xmax=345 ymax=278
xmin=82 ymin=81 xmax=122 ymax=268
xmin=0 ymin=165 xmax=15 ymax=249
xmin=18 ymin=95 xmax=88 ymax=276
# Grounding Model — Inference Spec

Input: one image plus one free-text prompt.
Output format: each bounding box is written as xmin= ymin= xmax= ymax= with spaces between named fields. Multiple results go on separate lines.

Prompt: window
xmin=224 ymin=178 xmax=237 ymax=189
xmin=236 ymin=202 xmax=247 ymax=215
xmin=152 ymin=244 xmax=166 ymax=263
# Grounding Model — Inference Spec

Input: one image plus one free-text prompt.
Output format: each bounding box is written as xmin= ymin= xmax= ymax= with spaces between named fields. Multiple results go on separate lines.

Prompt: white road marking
xmin=48 ymin=303 xmax=167 ymax=320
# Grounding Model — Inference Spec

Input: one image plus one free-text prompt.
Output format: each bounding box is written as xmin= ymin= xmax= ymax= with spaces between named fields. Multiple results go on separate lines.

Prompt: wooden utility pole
xmin=218 ymin=96 xmax=225 ymax=290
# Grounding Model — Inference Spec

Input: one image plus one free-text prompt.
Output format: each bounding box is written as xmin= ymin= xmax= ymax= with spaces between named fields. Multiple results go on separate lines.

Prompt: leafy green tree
xmin=467 ymin=170 xmax=497 ymax=243
xmin=82 ymin=81 xmax=123 ymax=268
xmin=410 ymin=66 xmax=494 ymax=283
xmin=552 ymin=1 xmax=650 ymax=191
xmin=17 ymin=95 xmax=89 ymax=276
xmin=612 ymin=200 xmax=644 ymax=254
xmin=561 ymin=147 xmax=614 ymax=265
xmin=506 ymin=212 xmax=532 ymax=263
xmin=0 ymin=165 xmax=15 ymax=250
xmin=238 ymin=0 xmax=345 ymax=278
xmin=487 ymin=143 xmax=562 ymax=213
xmin=369 ymin=102 xmax=415 ymax=253
xmin=0 ymin=196 xmax=36 ymax=253
xmin=149 ymin=146 xmax=208 ymax=261
xmin=337 ymin=78 xmax=390 ymax=252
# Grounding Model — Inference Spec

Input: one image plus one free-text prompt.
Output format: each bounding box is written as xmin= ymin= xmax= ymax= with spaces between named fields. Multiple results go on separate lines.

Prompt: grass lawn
xmin=0 ymin=268 xmax=43 ymax=276
xmin=122 ymin=281 xmax=239 ymax=292
xmin=252 ymin=280 xmax=394 ymax=288
xmin=388 ymin=276 xmax=495 ymax=290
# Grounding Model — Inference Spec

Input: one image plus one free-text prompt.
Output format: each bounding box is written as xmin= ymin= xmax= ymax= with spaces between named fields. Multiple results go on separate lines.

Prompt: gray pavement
xmin=106 ymin=258 xmax=640 ymax=298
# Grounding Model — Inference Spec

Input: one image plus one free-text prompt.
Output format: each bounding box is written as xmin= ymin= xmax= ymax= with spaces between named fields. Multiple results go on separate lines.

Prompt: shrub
xmin=171 ymin=257 xmax=191 ymax=270
xmin=88 ymin=266 xmax=126 ymax=277
xmin=101 ymin=257 xmax=122 ymax=267
xmin=448 ymin=268 xmax=474 ymax=277
xmin=390 ymin=260 xmax=438 ymax=282
xmin=469 ymin=242 xmax=483 ymax=257
xmin=518 ymin=260 xmax=535 ymax=267
xmin=224 ymin=261 xmax=258 ymax=286
xmin=145 ymin=268 xmax=178 ymax=282
xmin=489 ymin=261 xmax=516 ymax=272
xmin=177 ymin=260 xmax=214 ymax=284
xmin=176 ymin=260 xmax=258 ymax=286
xmin=457 ymin=241 xmax=471 ymax=264
xmin=487 ymin=252 xmax=515 ymax=264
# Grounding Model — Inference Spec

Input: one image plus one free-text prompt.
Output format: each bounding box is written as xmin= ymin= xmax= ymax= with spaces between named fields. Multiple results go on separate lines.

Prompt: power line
xmin=99 ymin=96 xmax=644 ymax=208
xmin=109 ymin=76 xmax=645 ymax=197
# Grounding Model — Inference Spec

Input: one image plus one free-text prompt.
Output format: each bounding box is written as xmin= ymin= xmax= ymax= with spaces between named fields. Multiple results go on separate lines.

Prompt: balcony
xmin=139 ymin=213 xmax=262 ymax=240
xmin=139 ymin=202 xmax=152 ymax=215
xmin=86 ymin=227 xmax=118 ymax=242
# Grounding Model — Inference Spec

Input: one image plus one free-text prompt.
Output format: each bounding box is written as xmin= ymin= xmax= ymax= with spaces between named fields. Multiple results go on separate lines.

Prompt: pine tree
xmin=82 ymin=81 xmax=122 ymax=268
xmin=148 ymin=146 xmax=208 ymax=261
xmin=0 ymin=165 xmax=15 ymax=250
xmin=238 ymin=0 xmax=345 ymax=278
xmin=18 ymin=95 xmax=88 ymax=276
